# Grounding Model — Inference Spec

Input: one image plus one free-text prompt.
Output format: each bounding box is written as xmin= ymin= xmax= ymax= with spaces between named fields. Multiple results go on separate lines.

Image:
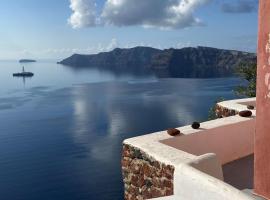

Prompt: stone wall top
xmin=123 ymin=97 xmax=256 ymax=199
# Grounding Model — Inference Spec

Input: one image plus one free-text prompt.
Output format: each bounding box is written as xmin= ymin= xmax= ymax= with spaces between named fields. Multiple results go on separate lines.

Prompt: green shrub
xmin=234 ymin=63 xmax=257 ymax=97
xmin=208 ymin=97 xmax=225 ymax=120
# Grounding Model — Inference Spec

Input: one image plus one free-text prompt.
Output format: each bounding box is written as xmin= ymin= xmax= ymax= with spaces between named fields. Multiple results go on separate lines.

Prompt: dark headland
xmin=19 ymin=59 xmax=37 ymax=63
xmin=58 ymin=46 xmax=256 ymax=78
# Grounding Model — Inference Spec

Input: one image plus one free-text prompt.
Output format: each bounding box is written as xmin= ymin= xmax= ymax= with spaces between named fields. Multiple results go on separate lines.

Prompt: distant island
xmin=19 ymin=59 xmax=36 ymax=63
xmin=58 ymin=46 xmax=256 ymax=78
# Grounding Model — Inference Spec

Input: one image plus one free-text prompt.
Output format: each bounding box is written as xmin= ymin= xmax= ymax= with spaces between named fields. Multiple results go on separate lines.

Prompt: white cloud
xmin=68 ymin=0 xmax=97 ymax=28
xmin=176 ymin=41 xmax=193 ymax=49
xmin=68 ymin=0 xmax=212 ymax=29
xmin=20 ymin=49 xmax=34 ymax=57
xmin=102 ymin=0 xmax=211 ymax=29
xmin=40 ymin=38 xmax=120 ymax=58
xmin=221 ymin=0 xmax=257 ymax=13
xmin=105 ymin=38 xmax=118 ymax=51
xmin=24 ymin=38 xmax=197 ymax=59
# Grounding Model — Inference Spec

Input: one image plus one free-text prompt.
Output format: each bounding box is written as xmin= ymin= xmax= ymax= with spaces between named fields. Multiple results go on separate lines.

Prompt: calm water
xmin=0 ymin=60 xmax=241 ymax=200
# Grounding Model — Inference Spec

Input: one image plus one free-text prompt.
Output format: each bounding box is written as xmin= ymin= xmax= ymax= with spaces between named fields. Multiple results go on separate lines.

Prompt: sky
xmin=0 ymin=0 xmax=258 ymax=60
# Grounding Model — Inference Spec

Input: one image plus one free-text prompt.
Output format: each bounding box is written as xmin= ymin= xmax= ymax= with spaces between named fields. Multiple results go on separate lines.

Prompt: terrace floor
xmin=223 ymin=154 xmax=254 ymax=190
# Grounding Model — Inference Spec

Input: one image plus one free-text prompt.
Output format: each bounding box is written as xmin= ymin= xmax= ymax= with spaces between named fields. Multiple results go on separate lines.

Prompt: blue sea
xmin=0 ymin=60 xmax=241 ymax=200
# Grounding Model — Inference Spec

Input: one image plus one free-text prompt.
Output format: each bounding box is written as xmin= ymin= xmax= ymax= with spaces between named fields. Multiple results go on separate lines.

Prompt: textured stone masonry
xmin=215 ymin=104 xmax=239 ymax=118
xmin=122 ymin=144 xmax=174 ymax=200
xmin=121 ymin=100 xmax=243 ymax=199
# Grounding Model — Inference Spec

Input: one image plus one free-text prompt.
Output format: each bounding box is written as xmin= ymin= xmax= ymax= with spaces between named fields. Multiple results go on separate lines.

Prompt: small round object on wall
xmin=191 ymin=122 xmax=200 ymax=129
xmin=167 ymin=128 xmax=181 ymax=136
xmin=239 ymin=110 xmax=253 ymax=117
xmin=247 ymin=105 xmax=255 ymax=110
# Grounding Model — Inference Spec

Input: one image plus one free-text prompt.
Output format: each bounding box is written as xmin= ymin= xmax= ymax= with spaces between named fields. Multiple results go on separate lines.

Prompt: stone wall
xmin=215 ymin=104 xmax=238 ymax=118
xmin=122 ymin=144 xmax=174 ymax=200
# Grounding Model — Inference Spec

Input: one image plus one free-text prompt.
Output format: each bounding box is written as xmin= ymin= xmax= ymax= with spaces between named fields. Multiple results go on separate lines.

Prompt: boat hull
xmin=13 ymin=72 xmax=34 ymax=77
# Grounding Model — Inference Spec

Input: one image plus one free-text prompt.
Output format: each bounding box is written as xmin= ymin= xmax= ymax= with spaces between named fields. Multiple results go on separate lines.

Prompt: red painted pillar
xmin=255 ymin=0 xmax=270 ymax=199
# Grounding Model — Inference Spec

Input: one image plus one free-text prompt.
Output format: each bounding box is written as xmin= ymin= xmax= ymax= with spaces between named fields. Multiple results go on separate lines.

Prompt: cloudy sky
xmin=0 ymin=0 xmax=258 ymax=60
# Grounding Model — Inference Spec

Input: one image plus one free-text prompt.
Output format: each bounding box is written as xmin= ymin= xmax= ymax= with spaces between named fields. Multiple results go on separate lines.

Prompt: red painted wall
xmin=255 ymin=0 xmax=270 ymax=199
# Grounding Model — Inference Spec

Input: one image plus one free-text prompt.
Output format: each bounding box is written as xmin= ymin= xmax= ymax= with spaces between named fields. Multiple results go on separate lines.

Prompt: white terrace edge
xmin=123 ymin=97 xmax=257 ymax=200
xmin=217 ymin=97 xmax=256 ymax=114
